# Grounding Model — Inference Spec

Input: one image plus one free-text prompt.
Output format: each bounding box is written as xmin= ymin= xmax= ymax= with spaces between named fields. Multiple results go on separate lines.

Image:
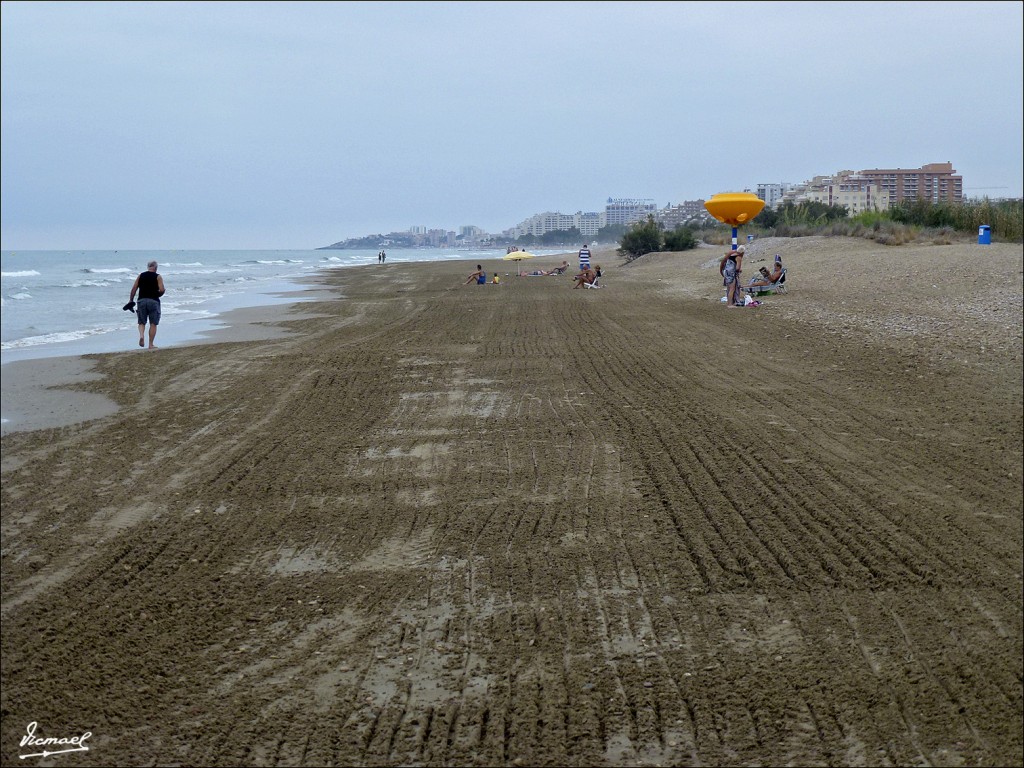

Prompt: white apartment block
xmin=604 ymin=198 xmax=658 ymax=227
xmin=756 ymin=183 xmax=798 ymax=209
xmin=575 ymin=211 xmax=602 ymax=237
xmin=655 ymin=200 xmax=711 ymax=230
xmin=512 ymin=210 xmax=604 ymax=238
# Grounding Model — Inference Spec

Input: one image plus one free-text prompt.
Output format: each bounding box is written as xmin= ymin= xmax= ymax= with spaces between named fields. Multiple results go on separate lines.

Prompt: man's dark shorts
xmin=136 ymin=298 xmax=161 ymax=326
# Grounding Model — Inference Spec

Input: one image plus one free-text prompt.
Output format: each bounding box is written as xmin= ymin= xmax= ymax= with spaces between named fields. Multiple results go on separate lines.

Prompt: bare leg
xmin=148 ymin=324 xmax=158 ymax=349
xmin=138 ymin=324 xmax=145 ymax=347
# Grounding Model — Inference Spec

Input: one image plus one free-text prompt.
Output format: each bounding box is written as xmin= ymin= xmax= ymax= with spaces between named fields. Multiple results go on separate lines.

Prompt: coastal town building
xmin=604 ymin=198 xmax=658 ymax=227
xmin=511 ymin=209 xmax=604 ymax=239
xmin=767 ymin=162 xmax=961 ymax=212
xmin=655 ymin=199 xmax=712 ymax=229
xmin=803 ymin=175 xmax=890 ymax=213
xmin=575 ymin=211 xmax=602 ymax=237
xmin=856 ymin=161 xmax=963 ymax=203
xmin=778 ymin=171 xmax=890 ymax=213
xmin=756 ymin=183 xmax=798 ymax=209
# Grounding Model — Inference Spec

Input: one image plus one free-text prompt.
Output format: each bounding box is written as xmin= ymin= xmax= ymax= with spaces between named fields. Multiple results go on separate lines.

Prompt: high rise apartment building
xmin=756 ymin=183 xmax=797 ymax=209
xmin=604 ymin=198 xmax=658 ymax=227
xmin=512 ymin=210 xmax=604 ymax=239
xmin=655 ymin=200 xmax=710 ymax=229
xmin=856 ymin=162 xmax=963 ymax=203
xmin=575 ymin=211 xmax=602 ymax=237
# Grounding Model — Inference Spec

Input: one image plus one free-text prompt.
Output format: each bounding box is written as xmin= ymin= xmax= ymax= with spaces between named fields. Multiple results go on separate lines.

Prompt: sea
xmin=0 ymin=247 xmax=569 ymax=366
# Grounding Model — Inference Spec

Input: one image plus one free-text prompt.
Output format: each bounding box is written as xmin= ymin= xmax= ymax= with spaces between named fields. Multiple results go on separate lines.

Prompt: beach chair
xmin=744 ymin=267 xmax=787 ymax=296
xmin=584 ymin=275 xmax=602 ymax=289
xmin=550 ymin=264 xmax=569 ymax=275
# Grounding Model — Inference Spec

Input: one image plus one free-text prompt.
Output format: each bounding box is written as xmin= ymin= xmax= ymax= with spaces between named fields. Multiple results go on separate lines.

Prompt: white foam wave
xmin=1 ymin=326 xmax=114 ymax=350
xmin=164 ymin=267 xmax=242 ymax=276
xmin=1 ymin=270 xmax=41 ymax=277
xmin=8 ymin=292 xmax=32 ymax=300
xmin=83 ymin=267 xmax=132 ymax=274
xmin=62 ymin=279 xmax=123 ymax=288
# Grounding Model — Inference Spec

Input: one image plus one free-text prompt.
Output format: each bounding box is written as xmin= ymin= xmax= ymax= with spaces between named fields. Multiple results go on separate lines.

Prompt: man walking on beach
xmin=129 ymin=260 xmax=165 ymax=349
xmin=578 ymin=243 xmax=591 ymax=272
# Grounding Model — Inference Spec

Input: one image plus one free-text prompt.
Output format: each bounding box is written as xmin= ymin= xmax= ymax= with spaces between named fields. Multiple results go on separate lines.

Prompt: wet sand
xmin=1 ymin=237 xmax=1022 ymax=766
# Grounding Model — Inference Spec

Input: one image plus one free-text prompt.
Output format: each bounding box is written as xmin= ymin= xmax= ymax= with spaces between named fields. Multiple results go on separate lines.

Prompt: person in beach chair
xmin=573 ymin=265 xmax=598 ymax=289
xmin=584 ymin=264 xmax=603 ymax=288
xmin=550 ymin=260 xmax=570 ymax=275
xmin=744 ymin=255 xmax=787 ymax=296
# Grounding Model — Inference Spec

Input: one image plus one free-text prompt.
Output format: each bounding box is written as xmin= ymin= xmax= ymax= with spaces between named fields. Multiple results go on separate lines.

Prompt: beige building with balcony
xmin=803 ymin=172 xmax=891 ymax=213
xmin=856 ymin=162 xmax=963 ymax=203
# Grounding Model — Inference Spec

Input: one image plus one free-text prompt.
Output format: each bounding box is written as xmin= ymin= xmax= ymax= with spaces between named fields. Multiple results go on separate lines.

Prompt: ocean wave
xmin=61 ymin=279 xmax=124 ymax=288
xmin=163 ymin=267 xmax=242 ymax=276
xmin=1 ymin=270 xmax=41 ymax=277
xmin=1 ymin=326 xmax=113 ymax=350
xmin=83 ymin=267 xmax=132 ymax=274
xmin=163 ymin=262 xmax=203 ymax=266
xmin=7 ymin=292 xmax=32 ymax=300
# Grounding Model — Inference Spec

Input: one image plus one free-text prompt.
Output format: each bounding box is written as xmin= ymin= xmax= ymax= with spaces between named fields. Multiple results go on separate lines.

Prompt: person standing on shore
xmin=719 ymin=245 xmax=744 ymax=307
xmin=578 ymin=243 xmax=591 ymax=272
xmin=129 ymin=260 xmax=165 ymax=348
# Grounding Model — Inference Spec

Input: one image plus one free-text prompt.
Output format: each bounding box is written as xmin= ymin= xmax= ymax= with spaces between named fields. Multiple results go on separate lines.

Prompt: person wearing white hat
xmin=719 ymin=245 xmax=745 ymax=306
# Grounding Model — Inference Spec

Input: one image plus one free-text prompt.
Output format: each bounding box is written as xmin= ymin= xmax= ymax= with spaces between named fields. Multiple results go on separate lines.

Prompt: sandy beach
xmin=1 ymin=236 xmax=1022 ymax=766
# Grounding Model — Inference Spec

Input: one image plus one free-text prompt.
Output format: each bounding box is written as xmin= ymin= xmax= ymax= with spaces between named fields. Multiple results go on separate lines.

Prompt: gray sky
xmin=2 ymin=0 xmax=1022 ymax=250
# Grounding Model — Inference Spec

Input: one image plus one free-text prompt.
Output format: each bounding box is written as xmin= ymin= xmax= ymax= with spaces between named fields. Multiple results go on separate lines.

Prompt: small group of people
xmin=719 ymin=245 xmax=783 ymax=307
xmin=377 ymin=250 xmax=387 ymax=263
xmin=465 ymin=265 xmax=501 ymax=284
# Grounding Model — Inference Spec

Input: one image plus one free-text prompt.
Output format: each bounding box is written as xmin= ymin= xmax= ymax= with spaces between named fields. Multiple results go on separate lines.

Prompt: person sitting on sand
xmin=465 ymin=265 xmax=487 ymax=285
xmin=573 ymin=265 xmax=597 ymax=289
xmin=747 ymin=254 xmax=783 ymax=288
xmin=491 ymin=273 xmax=501 ymax=285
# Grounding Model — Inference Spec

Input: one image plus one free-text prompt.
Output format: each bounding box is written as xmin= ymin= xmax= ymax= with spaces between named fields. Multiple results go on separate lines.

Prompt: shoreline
xmin=0 ymin=281 xmax=339 ymax=436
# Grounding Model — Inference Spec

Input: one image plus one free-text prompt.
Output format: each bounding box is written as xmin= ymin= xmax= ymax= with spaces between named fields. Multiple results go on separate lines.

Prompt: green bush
xmin=663 ymin=226 xmax=698 ymax=251
xmin=618 ymin=216 xmax=663 ymax=260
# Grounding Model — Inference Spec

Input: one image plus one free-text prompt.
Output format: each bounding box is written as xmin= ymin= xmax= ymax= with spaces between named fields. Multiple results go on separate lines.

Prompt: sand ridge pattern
xmin=1 ymin=238 xmax=1021 ymax=766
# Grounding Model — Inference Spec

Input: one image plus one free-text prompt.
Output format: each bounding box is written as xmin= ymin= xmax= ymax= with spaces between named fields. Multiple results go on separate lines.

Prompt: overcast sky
xmin=2 ymin=1 xmax=1022 ymax=250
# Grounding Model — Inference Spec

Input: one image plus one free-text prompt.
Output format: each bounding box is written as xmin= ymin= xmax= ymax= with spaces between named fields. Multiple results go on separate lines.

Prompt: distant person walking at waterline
xmin=129 ymin=260 xmax=165 ymax=348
